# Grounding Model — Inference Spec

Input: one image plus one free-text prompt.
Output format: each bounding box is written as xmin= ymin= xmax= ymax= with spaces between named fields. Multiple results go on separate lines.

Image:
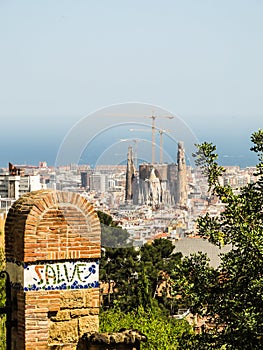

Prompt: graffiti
xmin=23 ymin=261 xmax=99 ymax=291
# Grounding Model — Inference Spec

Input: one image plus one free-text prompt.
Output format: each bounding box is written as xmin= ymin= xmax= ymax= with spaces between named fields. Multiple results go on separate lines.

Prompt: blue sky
xmin=0 ymin=1 xmax=262 ymax=167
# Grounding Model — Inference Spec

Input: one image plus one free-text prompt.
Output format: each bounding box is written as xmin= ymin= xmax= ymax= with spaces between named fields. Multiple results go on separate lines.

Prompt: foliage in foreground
xmin=100 ymin=238 xmax=182 ymax=313
xmin=99 ymin=305 xmax=192 ymax=350
xmin=0 ymin=247 xmax=6 ymax=350
xmin=174 ymin=129 xmax=263 ymax=349
xmin=97 ymin=210 xmax=131 ymax=248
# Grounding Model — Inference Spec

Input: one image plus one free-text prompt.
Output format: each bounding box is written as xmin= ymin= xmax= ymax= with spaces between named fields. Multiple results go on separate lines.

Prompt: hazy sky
xmin=0 ymin=1 xmax=262 ymax=167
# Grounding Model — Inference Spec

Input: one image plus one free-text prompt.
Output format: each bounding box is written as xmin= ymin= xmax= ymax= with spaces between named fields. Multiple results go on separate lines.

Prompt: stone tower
xmin=177 ymin=141 xmax=187 ymax=207
xmin=125 ymin=146 xmax=135 ymax=201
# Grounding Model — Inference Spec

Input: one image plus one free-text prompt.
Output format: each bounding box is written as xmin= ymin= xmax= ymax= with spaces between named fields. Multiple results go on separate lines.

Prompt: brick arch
xmin=5 ymin=190 xmax=101 ymax=262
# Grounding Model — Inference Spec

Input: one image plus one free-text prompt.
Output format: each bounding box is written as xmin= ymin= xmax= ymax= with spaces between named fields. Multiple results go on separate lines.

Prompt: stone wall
xmin=5 ymin=190 xmax=101 ymax=350
xmin=77 ymin=330 xmax=147 ymax=350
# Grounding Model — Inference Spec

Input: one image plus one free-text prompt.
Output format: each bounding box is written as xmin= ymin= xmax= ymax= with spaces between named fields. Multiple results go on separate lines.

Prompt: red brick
xmin=5 ymin=190 xmax=101 ymax=349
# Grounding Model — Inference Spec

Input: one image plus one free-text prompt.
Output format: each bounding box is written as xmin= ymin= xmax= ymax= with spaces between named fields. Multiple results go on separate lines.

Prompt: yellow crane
xmin=107 ymin=112 xmax=174 ymax=164
xmin=159 ymin=129 xmax=172 ymax=164
xmin=144 ymin=115 xmax=174 ymax=164
xmin=129 ymin=127 xmax=172 ymax=164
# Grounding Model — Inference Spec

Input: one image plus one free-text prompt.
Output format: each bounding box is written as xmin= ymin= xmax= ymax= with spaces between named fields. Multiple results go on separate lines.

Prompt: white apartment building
xmin=89 ymin=173 xmax=107 ymax=193
xmin=0 ymin=174 xmax=44 ymax=200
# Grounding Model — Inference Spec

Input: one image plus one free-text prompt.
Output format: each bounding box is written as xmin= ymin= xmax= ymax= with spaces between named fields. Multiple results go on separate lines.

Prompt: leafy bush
xmin=99 ymin=306 xmax=192 ymax=350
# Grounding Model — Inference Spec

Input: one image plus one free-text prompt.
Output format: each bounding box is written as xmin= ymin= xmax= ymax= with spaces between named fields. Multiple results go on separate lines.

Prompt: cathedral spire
xmin=177 ymin=141 xmax=187 ymax=207
xmin=125 ymin=146 xmax=135 ymax=201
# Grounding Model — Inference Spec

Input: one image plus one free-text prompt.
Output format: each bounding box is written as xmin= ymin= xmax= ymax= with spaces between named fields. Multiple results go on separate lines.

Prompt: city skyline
xmin=0 ymin=1 xmax=262 ymax=167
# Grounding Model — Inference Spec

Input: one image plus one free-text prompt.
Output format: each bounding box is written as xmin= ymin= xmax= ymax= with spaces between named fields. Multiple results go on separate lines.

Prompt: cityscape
xmin=0 ymin=137 xmax=258 ymax=261
xmin=0 ymin=126 xmax=262 ymax=349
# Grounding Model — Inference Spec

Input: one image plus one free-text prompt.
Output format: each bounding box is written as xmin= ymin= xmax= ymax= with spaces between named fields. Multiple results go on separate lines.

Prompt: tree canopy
xmin=99 ymin=238 xmax=182 ymax=313
xmin=173 ymin=129 xmax=263 ymax=349
xmin=97 ymin=210 xmax=130 ymax=248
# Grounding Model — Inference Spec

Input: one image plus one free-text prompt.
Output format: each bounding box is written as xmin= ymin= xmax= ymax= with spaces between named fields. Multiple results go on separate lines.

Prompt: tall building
xmin=90 ymin=173 xmax=107 ymax=193
xmin=125 ymin=142 xmax=188 ymax=209
xmin=135 ymin=163 xmax=177 ymax=209
xmin=177 ymin=141 xmax=187 ymax=207
xmin=0 ymin=163 xmax=44 ymax=203
xmin=125 ymin=146 xmax=136 ymax=201
xmin=81 ymin=171 xmax=89 ymax=188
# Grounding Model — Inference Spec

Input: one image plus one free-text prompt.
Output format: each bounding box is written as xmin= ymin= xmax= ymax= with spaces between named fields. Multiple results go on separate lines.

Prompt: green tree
xmin=100 ymin=246 xmax=141 ymax=310
xmin=97 ymin=210 xmax=118 ymax=227
xmin=97 ymin=210 xmax=130 ymax=248
xmin=100 ymin=238 xmax=182 ymax=313
xmin=140 ymin=239 xmax=182 ymax=313
xmin=175 ymin=130 xmax=263 ymax=349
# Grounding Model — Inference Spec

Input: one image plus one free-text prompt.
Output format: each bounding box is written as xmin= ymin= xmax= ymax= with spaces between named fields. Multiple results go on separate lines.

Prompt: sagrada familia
xmin=125 ymin=142 xmax=187 ymax=210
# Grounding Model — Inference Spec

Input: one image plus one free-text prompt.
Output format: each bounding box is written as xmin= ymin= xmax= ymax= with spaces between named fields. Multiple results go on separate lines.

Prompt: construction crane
xmin=144 ymin=115 xmax=174 ymax=164
xmin=129 ymin=127 xmax=172 ymax=164
xmin=159 ymin=129 xmax=172 ymax=164
xmin=103 ymin=112 xmax=174 ymax=164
